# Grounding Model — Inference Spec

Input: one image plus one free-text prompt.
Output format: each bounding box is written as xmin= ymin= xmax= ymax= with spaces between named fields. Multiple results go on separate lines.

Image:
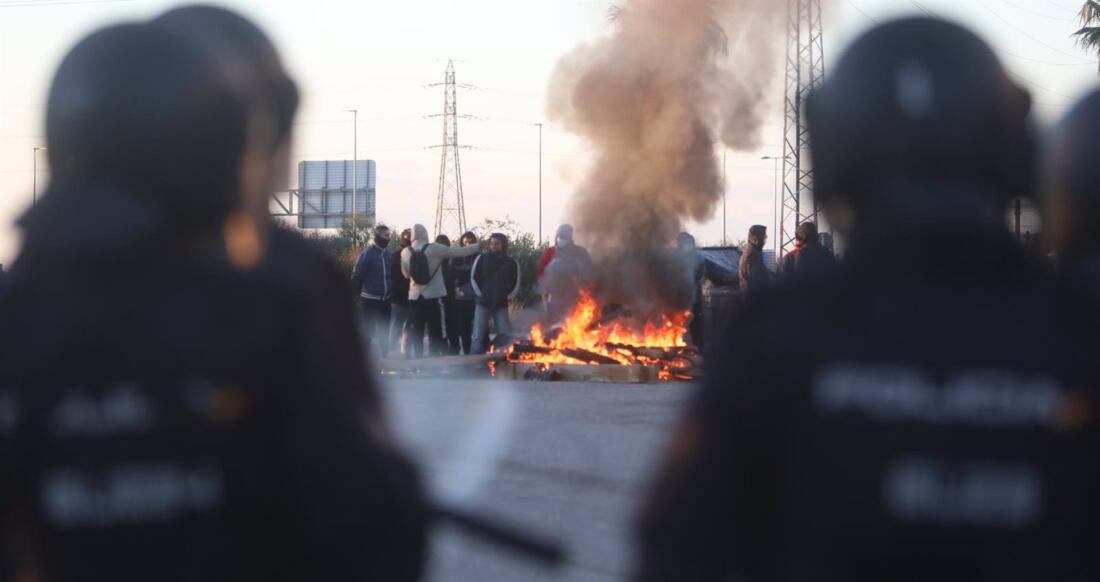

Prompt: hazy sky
xmin=0 ymin=0 xmax=1095 ymax=264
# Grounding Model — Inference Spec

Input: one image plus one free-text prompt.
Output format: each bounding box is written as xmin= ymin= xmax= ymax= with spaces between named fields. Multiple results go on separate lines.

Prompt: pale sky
xmin=1 ymin=0 xmax=1095 ymax=264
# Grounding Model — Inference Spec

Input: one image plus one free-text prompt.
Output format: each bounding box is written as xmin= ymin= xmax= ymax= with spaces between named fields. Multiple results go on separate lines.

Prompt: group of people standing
xmin=9 ymin=5 xmax=1100 ymax=580
xmin=737 ymin=220 xmax=835 ymax=302
xmin=352 ymin=221 xmax=604 ymax=359
xmin=351 ymin=224 xmax=520 ymax=357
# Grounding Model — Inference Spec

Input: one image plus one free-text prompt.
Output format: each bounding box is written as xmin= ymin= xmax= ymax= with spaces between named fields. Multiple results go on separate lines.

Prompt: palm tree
xmin=1074 ymin=0 xmax=1100 ymax=73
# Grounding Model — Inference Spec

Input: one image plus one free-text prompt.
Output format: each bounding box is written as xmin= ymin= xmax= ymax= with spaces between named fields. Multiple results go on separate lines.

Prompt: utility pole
xmin=431 ymin=59 xmax=469 ymax=238
xmin=345 ymin=109 xmax=358 ymax=242
xmin=780 ymin=0 xmax=825 ymax=257
xmin=32 ymin=146 xmax=46 ymax=204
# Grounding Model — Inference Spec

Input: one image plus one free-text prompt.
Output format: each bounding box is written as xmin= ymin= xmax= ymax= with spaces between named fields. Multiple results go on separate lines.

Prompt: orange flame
xmin=506 ymin=289 xmax=692 ymax=378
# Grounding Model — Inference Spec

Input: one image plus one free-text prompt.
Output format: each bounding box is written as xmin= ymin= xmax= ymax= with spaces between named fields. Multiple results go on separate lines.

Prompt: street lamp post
xmin=32 ymin=146 xmax=47 ymax=205
xmin=761 ymin=155 xmax=789 ymax=257
xmin=532 ymin=122 xmax=543 ymax=244
xmin=344 ymin=109 xmax=358 ymax=240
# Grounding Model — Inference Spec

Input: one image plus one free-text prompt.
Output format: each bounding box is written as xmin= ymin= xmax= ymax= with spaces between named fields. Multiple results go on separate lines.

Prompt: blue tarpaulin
xmin=699 ymin=246 xmax=741 ymax=286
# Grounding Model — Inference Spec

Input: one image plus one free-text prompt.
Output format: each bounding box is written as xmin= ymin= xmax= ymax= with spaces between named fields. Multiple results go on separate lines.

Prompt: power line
xmin=0 ymin=0 xmax=134 ymax=7
xmin=997 ymin=46 xmax=1096 ymax=66
xmin=846 ymin=0 xmax=879 ymax=24
xmin=471 ymin=146 xmax=581 ymax=159
xmin=973 ymin=0 xmax=1093 ymax=62
xmin=292 ymin=115 xmax=428 ymax=128
xmin=1008 ymin=71 xmax=1076 ymax=101
xmin=995 ymin=0 xmax=1074 ymax=22
xmin=908 ymin=0 xmax=937 ymax=17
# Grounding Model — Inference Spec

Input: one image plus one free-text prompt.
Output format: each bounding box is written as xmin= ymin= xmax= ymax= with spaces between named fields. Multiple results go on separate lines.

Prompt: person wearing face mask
xmin=538 ymin=224 xmax=593 ymax=323
xmin=536 ymin=224 xmax=592 ymax=284
xmin=353 ymin=225 xmax=394 ymax=359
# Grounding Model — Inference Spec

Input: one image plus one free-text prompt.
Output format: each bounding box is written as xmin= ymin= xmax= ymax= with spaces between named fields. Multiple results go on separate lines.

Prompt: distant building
xmin=296 ymin=160 xmax=376 ymax=229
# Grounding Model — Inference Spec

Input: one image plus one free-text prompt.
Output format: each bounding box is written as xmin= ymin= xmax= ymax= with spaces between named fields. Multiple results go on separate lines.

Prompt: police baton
xmin=430 ymin=502 xmax=567 ymax=567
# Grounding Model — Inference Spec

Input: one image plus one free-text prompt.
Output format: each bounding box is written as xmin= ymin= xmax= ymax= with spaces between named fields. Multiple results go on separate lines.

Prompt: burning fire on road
xmin=496 ymin=290 xmax=702 ymax=382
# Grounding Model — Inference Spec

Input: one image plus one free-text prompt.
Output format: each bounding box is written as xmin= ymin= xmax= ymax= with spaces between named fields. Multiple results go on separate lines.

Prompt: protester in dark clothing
xmin=537 ymin=223 xmax=593 ymax=283
xmin=390 ymin=228 xmax=413 ymax=355
xmin=677 ymin=232 xmax=706 ymax=350
xmin=781 ymin=221 xmax=836 ymax=280
xmin=737 ymin=224 xmax=771 ymax=303
xmin=638 ymin=18 xmax=1100 ymax=582
xmin=450 ymin=231 xmax=479 ymax=354
xmin=352 ymin=225 xmax=393 ymax=359
xmin=539 ymin=224 xmax=594 ymax=323
xmin=435 ymin=234 xmax=461 ymax=355
xmin=401 ymin=224 xmax=482 ymax=358
xmin=0 ymin=22 xmax=425 ymax=582
xmin=471 ymin=233 xmax=520 ymax=354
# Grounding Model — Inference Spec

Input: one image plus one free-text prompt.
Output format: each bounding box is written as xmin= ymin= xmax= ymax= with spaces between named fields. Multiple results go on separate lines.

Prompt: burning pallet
xmin=493 ymin=290 xmax=703 ymax=383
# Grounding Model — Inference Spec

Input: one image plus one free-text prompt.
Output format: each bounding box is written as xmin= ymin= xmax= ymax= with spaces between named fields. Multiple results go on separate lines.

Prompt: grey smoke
xmin=547 ymin=0 xmax=784 ymax=314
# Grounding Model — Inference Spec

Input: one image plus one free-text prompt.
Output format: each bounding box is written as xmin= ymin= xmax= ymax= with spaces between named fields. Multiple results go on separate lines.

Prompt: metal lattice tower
xmin=780 ymin=0 xmax=825 ymax=256
xmin=432 ymin=60 xmax=468 ymax=238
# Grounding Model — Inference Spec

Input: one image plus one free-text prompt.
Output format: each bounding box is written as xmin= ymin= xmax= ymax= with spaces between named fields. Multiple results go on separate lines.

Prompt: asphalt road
xmin=381 ymin=378 xmax=694 ymax=582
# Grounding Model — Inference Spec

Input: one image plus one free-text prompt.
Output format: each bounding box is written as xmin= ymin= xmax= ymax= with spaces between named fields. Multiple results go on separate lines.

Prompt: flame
xmin=506 ymin=289 xmax=693 ymax=379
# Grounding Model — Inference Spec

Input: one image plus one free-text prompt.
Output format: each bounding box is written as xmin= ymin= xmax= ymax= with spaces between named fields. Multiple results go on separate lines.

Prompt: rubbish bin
xmin=701 ymin=284 xmax=738 ymax=363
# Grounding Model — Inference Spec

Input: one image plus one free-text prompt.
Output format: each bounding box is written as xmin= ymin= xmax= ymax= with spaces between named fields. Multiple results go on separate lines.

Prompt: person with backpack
xmin=470 ymin=233 xmax=521 ymax=354
xmin=401 ymin=224 xmax=483 ymax=357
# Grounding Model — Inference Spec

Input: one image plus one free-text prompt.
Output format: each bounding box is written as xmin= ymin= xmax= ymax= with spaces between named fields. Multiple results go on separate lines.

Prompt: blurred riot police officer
xmin=151 ymin=6 xmax=396 ymax=418
xmin=1044 ymin=90 xmax=1100 ymax=280
xmin=637 ymin=18 xmax=1099 ymax=582
xmin=0 ymin=22 xmax=424 ymax=582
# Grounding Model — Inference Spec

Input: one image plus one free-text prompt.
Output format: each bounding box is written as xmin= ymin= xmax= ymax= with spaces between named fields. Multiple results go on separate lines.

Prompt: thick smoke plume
xmin=548 ymin=0 xmax=783 ymax=314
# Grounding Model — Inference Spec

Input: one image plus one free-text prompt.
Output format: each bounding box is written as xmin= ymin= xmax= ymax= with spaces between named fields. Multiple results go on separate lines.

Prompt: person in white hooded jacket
xmin=401 ymin=224 xmax=484 ymax=357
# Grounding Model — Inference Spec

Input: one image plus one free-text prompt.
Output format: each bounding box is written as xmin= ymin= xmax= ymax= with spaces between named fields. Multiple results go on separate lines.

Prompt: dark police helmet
xmin=41 ymin=23 xmax=247 ymax=240
xmin=1043 ymin=89 xmax=1100 ymax=255
xmin=807 ymin=18 xmax=1033 ymax=215
xmin=153 ymin=5 xmax=300 ymax=151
